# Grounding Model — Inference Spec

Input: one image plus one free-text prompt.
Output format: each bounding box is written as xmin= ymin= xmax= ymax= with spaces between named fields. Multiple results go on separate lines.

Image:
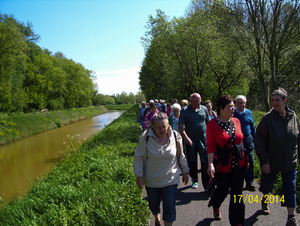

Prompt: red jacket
xmin=206 ymin=117 xmax=246 ymax=173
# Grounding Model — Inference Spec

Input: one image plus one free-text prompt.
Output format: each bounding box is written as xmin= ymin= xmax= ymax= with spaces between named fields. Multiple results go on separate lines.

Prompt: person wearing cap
xmin=255 ymin=88 xmax=299 ymax=226
xmin=233 ymin=95 xmax=256 ymax=191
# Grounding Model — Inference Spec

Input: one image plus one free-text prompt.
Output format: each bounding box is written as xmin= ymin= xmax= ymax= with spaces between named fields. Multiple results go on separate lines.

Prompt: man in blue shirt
xmin=234 ymin=95 xmax=256 ymax=191
xmin=179 ymin=93 xmax=210 ymax=190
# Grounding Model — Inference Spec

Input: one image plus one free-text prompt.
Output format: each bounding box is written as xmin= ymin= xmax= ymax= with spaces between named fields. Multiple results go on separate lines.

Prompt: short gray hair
xmin=235 ymin=95 xmax=247 ymax=102
xmin=272 ymin=87 xmax=288 ymax=100
xmin=171 ymin=103 xmax=181 ymax=111
xmin=151 ymin=112 xmax=168 ymax=128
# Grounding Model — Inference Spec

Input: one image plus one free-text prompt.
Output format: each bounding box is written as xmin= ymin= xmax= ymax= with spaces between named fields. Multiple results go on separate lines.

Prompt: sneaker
xmin=286 ymin=217 xmax=298 ymax=226
xmin=213 ymin=208 xmax=221 ymax=220
xmin=261 ymin=198 xmax=269 ymax=215
xmin=246 ymin=183 xmax=256 ymax=191
xmin=191 ymin=182 xmax=198 ymax=189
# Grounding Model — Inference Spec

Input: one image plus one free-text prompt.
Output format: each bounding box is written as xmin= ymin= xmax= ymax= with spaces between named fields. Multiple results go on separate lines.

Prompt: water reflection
xmin=0 ymin=110 xmax=124 ymax=202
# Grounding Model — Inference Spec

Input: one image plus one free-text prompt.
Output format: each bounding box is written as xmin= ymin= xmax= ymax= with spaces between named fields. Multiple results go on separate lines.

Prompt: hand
xmin=182 ymin=173 xmax=189 ymax=185
xmin=246 ymin=162 xmax=249 ymax=170
xmin=185 ymin=137 xmax=193 ymax=146
xmin=207 ymin=163 xmax=215 ymax=178
xmin=136 ymin=177 xmax=144 ymax=190
xmin=262 ymin=163 xmax=271 ymax=174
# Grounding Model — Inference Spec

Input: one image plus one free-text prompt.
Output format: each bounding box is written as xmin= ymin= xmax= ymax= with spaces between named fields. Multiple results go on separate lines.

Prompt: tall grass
xmin=0 ymin=106 xmax=108 ymax=145
xmin=0 ymin=105 xmax=149 ymax=225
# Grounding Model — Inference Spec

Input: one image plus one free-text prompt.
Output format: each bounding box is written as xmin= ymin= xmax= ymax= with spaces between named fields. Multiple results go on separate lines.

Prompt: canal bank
xmin=0 ymin=110 xmax=125 ymax=202
xmin=0 ymin=105 xmax=109 ymax=146
xmin=0 ymin=104 xmax=149 ymax=225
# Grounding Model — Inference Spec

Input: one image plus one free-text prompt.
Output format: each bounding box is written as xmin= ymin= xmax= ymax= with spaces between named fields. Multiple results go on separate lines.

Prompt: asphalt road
xmin=144 ymin=170 xmax=300 ymax=226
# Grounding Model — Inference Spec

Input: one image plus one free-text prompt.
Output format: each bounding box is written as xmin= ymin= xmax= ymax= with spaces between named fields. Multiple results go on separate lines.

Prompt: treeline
xmin=140 ymin=0 xmax=300 ymax=112
xmin=0 ymin=14 xmax=145 ymax=113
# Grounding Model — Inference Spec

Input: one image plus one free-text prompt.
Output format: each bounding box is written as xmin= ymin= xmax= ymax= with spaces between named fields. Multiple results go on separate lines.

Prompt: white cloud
xmin=95 ymin=66 xmax=141 ymax=95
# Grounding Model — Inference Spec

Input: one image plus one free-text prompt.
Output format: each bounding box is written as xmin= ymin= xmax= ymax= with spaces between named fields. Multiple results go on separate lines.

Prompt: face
xmin=271 ymin=95 xmax=286 ymax=113
xmin=150 ymin=106 xmax=157 ymax=114
xmin=221 ymin=101 xmax=235 ymax=118
xmin=173 ymin=108 xmax=180 ymax=117
xmin=153 ymin=119 xmax=169 ymax=138
xmin=190 ymin=95 xmax=201 ymax=110
xmin=235 ymin=98 xmax=246 ymax=112
xmin=205 ymin=103 xmax=212 ymax=112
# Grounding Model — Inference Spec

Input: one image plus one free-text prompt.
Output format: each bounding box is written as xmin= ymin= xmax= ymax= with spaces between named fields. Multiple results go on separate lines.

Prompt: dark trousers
xmin=244 ymin=145 xmax=254 ymax=184
xmin=208 ymin=166 xmax=246 ymax=226
xmin=185 ymin=144 xmax=210 ymax=188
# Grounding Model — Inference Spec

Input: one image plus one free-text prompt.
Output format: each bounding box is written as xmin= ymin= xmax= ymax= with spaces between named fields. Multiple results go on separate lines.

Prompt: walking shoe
xmin=191 ymin=182 xmax=198 ymax=189
xmin=246 ymin=183 xmax=256 ymax=191
xmin=261 ymin=198 xmax=269 ymax=215
xmin=286 ymin=217 xmax=298 ymax=226
xmin=213 ymin=208 xmax=221 ymax=220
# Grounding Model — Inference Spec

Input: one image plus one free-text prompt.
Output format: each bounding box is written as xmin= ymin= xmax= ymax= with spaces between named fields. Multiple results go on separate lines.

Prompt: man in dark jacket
xmin=255 ymin=88 xmax=299 ymax=226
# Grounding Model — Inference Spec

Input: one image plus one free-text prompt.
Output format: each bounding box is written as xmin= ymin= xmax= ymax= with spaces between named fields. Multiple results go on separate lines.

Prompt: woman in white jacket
xmin=134 ymin=112 xmax=189 ymax=226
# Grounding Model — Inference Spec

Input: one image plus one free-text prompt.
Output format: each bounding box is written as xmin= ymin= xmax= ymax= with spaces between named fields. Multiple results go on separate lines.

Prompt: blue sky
xmin=1 ymin=0 xmax=191 ymax=95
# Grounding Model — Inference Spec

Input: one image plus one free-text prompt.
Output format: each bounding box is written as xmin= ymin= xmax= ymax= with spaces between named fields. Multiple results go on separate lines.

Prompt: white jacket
xmin=134 ymin=128 xmax=189 ymax=187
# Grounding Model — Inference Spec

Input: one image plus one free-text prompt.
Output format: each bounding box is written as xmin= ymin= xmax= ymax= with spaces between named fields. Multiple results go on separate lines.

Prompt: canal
xmin=0 ymin=110 xmax=125 ymax=202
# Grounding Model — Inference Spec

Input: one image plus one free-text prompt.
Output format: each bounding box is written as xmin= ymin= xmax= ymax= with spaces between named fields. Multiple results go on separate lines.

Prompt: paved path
xmin=145 ymin=171 xmax=300 ymax=226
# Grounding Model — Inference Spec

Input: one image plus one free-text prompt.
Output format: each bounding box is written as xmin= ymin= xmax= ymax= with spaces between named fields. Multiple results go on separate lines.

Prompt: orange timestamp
xmin=233 ymin=194 xmax=285 ymax=204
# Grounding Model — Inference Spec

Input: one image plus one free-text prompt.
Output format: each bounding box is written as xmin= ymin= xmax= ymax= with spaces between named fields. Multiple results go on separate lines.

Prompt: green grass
xmin=0 ymin=106 xmax=108 ymax=145
xmin=0 ymin=104 xmax=149 ymax=225
xmin=104 ymin=104 xmax=134 ymax=110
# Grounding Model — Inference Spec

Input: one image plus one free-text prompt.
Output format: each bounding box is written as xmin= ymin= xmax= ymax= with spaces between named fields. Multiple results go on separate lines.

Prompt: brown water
xmin=0 ymin=110 xmax=125 ymax=202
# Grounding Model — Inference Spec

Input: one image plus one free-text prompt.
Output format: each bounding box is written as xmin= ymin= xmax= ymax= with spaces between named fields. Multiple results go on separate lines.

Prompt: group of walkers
xmin=134 ymin=88 xmax=299 ymax=226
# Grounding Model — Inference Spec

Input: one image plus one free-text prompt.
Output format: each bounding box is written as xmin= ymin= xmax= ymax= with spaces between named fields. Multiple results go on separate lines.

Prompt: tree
xmin=0 ymin=14 xmax=28 ymax=112
xmin=229 ymin=0 xmax=300 ymax=111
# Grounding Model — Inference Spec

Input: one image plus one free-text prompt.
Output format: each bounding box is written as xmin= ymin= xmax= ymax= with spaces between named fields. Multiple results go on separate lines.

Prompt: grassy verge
xmin=104 ymin=104 xmax=135 ymax=110
xmin=0 ymin=104 xmax=149 ymax=225
xmin=252 ymin=110 xmax=300 ymax=205
xmin=0 ymin=106 xmax=109 ymax=145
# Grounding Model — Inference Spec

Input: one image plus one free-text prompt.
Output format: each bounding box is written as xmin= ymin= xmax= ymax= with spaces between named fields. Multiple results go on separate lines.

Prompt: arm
xmin=178 ymin=123 xmax=193 ymax=146
xmin=133 ymin=134 xmax=147 ymax=189
xmin=254 ymin=116 xmax=270 ymax=173
xmin=206 ymin=121 xmax=216 ymax=177
xmin=249 ymin=111 xmax=256 ymax=141
xmin=174 ymin=131 xmax=189 ymax=185
xmin=207 ymin=153 xmax=215 ymax=178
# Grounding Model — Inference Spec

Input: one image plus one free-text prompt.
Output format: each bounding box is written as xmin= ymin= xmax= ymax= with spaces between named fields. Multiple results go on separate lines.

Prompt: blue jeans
xmin=259 ymin=169 xmax=297 ymax=208
xmin=145 ymin=184 xmax=178 ymax=222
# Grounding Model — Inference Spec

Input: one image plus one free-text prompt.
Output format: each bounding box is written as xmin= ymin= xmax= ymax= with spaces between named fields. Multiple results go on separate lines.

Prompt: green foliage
xmin=0 ymin=105 xmax=149 ymax=225
xmin=92 ymin=93 xmax=115 ymax=105
xmin=139 ymin=0 xmax=300 ymax=112
xmin=104 ymin=104 xmax=135 ymax=110
xmin=1 ymin=14 xmax=144 ymax=114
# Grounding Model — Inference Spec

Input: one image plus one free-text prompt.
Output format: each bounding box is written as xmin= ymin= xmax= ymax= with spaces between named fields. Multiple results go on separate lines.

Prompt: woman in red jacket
xmin=206 ymin=95 xmax=248 ymax=226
